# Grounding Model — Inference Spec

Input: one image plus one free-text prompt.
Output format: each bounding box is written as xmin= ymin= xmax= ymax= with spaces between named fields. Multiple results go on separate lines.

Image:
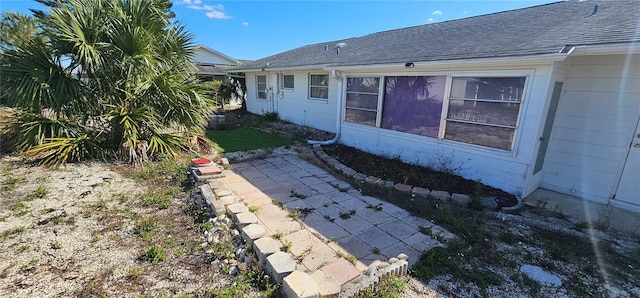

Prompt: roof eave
xmin=226 ymin=65 xmax=328 ymax=73
xmin=324 ymin=53 xmax=572 ymax=71
xmin=571 ymin=42 xmax=640 ymax=56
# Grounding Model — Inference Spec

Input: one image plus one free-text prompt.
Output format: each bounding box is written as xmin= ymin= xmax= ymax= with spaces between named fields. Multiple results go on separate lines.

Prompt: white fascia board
xmin=571 ymin=42 xmax=640 ymax=56
xmin=226 ymin=65 xmax=327 ymax=73
xmin=324 ymin=53 xmax=570 ymax=71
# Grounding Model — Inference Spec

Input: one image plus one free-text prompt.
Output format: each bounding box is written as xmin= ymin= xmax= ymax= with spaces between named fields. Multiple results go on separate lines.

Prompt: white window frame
xmin=256 ymin=74 xmax=267 ymax=100
xmin=341 ymin=70 xmax=530 ymax=152
xmin=280 ymin=74 xmax=295 ymax=90
xmin=309 ymin=73 xmax=329 ymax=100
xmin=443 ymin=75 xmax=527 ymax=151
xmin=344 ymin=76 xmax=383 ymax=126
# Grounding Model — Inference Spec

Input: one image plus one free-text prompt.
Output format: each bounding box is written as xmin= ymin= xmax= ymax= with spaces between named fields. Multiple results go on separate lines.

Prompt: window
xmin=256 ymin=75 xmax=267 ymax=99
xmin=309 ymin=74 xmax=329 ymax=99
xmin=281 ymin=74 xmax=294 ymax=89
xmin=345 ymin=77 xmax=380 ymax=126
xmin=444 ymin=77 xmax=525 ymax=150
xmin=381 ymin=76 xmax=446 ymax=138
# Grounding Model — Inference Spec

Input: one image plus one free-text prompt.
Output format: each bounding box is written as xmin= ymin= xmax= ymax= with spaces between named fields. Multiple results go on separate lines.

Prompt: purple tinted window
xmin=381 ymin=76 xmax=446 ymax=138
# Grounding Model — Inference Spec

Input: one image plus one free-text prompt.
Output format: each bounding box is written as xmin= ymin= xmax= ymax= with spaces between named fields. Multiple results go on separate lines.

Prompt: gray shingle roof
xmin=231 ymin=1 xmax=640 ymax=71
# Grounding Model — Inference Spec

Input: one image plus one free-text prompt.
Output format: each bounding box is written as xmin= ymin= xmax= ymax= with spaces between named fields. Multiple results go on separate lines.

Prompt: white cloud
xmin=432 ymin=10 xmax=442 ymax=15
xmin=180 ymin=2 xmax=231 ymax=19
xmin=427 ymin=17 xmax=434 ymax=22
xmin=242 ymin=22 xmax=249 ymax=27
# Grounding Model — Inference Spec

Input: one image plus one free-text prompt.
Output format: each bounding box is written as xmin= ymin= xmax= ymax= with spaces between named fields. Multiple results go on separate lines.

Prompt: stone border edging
xmin=310 ymin=144 xmax=521 ymax=213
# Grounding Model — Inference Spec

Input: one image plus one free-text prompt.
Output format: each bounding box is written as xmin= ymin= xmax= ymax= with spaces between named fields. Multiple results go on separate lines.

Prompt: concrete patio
xmin=203 ymin=152 xmax=454 ymax=296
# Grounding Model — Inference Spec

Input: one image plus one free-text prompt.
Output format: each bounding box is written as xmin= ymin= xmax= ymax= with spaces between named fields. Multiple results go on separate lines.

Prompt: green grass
xmin=205 ymin=128 xmax=292 ymax=152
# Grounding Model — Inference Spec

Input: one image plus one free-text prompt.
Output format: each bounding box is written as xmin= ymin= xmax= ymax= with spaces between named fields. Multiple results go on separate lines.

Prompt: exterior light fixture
xmin=405 ymin=62 xmax=415 ymax=68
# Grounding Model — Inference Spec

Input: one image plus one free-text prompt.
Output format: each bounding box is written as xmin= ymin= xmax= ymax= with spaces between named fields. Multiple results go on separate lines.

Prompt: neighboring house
xmin=192 ymin=45 xmax=245 ymax=106
xmin=230 ymin=1 xmax=640 ymax=212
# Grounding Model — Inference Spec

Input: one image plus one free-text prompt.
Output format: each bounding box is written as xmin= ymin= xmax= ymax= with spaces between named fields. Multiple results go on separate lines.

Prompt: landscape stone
xmin=310 ymin=270 xmax=340 ymax=298
xmin=481 ymin=197 xmax=499 ymax=210
xmin=226 ymin=203 xmax=249 ymax=215
xmin=235 ymin=212 xmax=259 ymax=226
xmin=353 ymin=172 xmax=367 ymax=182
xmin=214 ymin=189 xmax=233 ymax=198
xmin=520 ymin=264 xmax=562 ymax=287
xmin=253 ymin=237 xmax=281 ymax=265
xmin=320 ymin=258 xmax=362 ymax=286
xmin=218 ymin=195 xmax=239 ymax=206
xmin=283 ymin=271 xmax=319 ymax=298
xmin=451 ymin=193 xmax=471 ymax=206
xmin=411 ymin=187 xmax=431 ymax=198
xmin=394 ymin=183 xmax=412 ymax=193
xmin=198 ymin=165 xmax=222 ymax=175
xmin=208 ymin=180 xmax=226 ymax=190
xmin=430 ymin=190 xmax=451 ymax=200
xmin=266 ymin=251 xmax=296 ymax=284
xmin=365 ymin=176 xmax=383 ymax=186
xmin=199 ymin=184 xmax=215 ymax=203
xmin=241 ymin=224 xmax=266 ymax=244
xmin=221 ymin=158 xmax=230 ymax=169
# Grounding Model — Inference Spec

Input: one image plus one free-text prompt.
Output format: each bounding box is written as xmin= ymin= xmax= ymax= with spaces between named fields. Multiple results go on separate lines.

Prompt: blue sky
xmin=1 ymin=0 xmax=558 ymax=60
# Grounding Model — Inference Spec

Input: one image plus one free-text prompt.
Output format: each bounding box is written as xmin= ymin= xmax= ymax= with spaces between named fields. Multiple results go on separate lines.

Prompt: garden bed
xmin=323 ymin=144 xmax=518 ymax=208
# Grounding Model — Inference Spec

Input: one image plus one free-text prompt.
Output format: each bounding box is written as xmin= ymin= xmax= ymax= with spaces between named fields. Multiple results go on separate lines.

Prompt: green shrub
xmin=142 ymin=245 xmax=166 ymax=264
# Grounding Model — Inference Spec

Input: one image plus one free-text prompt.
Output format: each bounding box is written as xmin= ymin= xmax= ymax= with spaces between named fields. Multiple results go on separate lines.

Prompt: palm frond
xmin=26 ymin=135 xmax=105 ymax=166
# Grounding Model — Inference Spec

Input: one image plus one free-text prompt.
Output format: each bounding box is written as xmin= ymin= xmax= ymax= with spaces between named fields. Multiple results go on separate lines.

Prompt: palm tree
xmin=0 ymin=0 xmax=214 ymax=166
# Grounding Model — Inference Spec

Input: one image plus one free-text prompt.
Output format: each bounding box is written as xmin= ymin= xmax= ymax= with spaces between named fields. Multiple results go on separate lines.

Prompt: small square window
xmin=282 ymin=74 xmax=294 ymax=89
xmin=309 ymin=74 xmax=329 ymax=99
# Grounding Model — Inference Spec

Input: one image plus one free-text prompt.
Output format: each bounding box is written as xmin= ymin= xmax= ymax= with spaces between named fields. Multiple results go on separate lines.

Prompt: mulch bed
xmin=323 ymin=144 xmax=518 ymax=208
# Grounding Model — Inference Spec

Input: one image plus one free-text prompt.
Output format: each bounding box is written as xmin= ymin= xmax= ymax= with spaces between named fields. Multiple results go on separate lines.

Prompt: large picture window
xmin=343 ymin=74 xmax=527 ymax=151
xmin=381 ymin=76 xmax=446 ymax=138
xmin=345 ymin=77 xmax=380 ymax=126
xmin=444 ymin=77 xmax=525 ymax=150
xmin=256 ymin=75 xmax=267 ymax=99
xmin=309 ymin=74 xmax=329 ymax=99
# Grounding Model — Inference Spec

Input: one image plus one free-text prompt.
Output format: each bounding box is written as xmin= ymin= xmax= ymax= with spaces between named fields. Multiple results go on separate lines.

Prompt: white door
xmin=615 ymin=117 xmax=640 ymax=206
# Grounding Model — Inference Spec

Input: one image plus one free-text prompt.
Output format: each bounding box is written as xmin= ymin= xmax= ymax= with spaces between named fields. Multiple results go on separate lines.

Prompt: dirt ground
xmin=0 ymin=156 xmax=233 ymax=297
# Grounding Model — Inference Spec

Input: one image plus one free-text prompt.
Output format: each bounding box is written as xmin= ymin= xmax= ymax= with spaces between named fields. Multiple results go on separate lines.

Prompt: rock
xmin=229 ymin=266 xmax=239 ymax=275
xmin=283 ymin=271 xmax=319 ymax=298
xmin=430 ymin=190 xmax=451 ymax=201
xmin=412 ymin=187 xmax=431 ymax=198
xmin=244 ymin=256 xmax=254 ymax=266
xmin=481 ymin=197 xmax=499 ymax=210
xmin=451 ymin=193 xmax=471 ymax=206
xmin=519 ymin=264 xmax=562 ymax=287
xmin=310 ymin=270 xmax=340 ymax=298
xmin=394 ymin=183 xmax=412 ymax=194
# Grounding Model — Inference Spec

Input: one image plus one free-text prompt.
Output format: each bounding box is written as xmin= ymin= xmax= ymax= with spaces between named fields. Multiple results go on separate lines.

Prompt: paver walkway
xmin=221 ymin=154 xmax=453 ymax=272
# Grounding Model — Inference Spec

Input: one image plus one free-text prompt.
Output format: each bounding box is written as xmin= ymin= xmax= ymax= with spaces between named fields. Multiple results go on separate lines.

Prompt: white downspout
xmin=308 ymin=69 xmax=343 ymax=145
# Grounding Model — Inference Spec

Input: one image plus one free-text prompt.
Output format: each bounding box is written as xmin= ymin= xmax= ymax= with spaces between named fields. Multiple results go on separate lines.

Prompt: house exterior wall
xmin=337 ymin=65 xmax=555 ymax=196
xmin=541 ymin=54 xmax=640 ymax=203
xmin=192 ymin=48 xmax=235 ymax=66
xmin=245 ymin=71 xmax=338 ymax=133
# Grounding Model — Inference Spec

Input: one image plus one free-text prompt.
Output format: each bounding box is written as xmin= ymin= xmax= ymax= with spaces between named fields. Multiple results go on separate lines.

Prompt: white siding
xmin=244 ymin=71 xmax=338 ymax=133
xmin=340 ymin=65 xmax=555 ymax=196
xmin=192 ymin=48 xmax=235 ymax=65
xmin=541 ymin=54 xmax=640 ymax=202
